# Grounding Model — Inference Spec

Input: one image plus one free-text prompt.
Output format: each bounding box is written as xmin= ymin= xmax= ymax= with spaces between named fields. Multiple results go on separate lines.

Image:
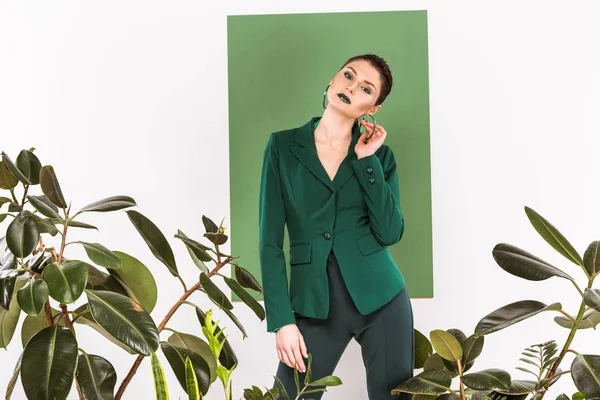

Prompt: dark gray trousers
xmin=274 ymin=250 xmax=414 ymax=399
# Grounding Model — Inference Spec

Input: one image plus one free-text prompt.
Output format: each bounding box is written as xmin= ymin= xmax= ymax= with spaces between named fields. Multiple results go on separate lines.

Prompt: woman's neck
xmin=315 ymin=108 xmax=355 ymax=148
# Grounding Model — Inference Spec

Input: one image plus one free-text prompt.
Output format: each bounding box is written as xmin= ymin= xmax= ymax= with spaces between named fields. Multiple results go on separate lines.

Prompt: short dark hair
xmin=340 ymin=54 xmax=393 ymax=106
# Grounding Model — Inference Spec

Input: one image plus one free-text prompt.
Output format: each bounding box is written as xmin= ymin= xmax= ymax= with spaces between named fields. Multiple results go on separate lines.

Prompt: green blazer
xmin=258 ymin=116 xmax=406 ymax=333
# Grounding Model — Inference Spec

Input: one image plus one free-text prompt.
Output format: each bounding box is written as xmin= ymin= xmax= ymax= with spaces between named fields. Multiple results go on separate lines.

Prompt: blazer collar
xmin=291 ymin=116 xmax=361 ymax=192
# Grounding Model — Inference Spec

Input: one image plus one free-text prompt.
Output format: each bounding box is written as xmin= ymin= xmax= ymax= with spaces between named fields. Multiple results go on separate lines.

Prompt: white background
xmin=1 ymin=1 xmax=600 ymax=399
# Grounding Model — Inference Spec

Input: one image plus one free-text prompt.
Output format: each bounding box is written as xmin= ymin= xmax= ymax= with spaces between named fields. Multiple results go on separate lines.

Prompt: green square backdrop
xmin=227 ymin=10 xmax=432 ymax=301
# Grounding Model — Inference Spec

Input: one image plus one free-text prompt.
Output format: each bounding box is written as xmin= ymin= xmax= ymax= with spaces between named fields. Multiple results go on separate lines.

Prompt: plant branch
xmin=456 ymin=359 xmax=466 ymax=400
xmin=557 ymin=310 xmax=576 ymax=324
xmin=9 ymin=187 xmax=18 ymax=204
xmin=571 ymin=280 xmax=584 ymax=298
xmin=20 ymin=184 xmax=29 ymax=206
xmin=114 ymin=256 xmax=233 ymax=400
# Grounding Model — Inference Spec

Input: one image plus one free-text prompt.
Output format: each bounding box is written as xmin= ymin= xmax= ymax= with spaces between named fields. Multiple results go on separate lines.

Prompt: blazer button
xmin=368 ymin=177 xmax=376 ymax=184
xmin=366 ymin=167 xmax=373 ymax=174
xmin=324 ymin=232 xmax=331 ymax=240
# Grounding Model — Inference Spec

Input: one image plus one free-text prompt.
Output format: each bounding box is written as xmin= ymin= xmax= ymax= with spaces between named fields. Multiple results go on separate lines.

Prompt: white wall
xmin=1 ymin=1 xmax=600 ymax=399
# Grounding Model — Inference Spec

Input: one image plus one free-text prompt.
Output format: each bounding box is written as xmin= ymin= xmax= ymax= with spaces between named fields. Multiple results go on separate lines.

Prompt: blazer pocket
xmin=290 ymin=243 xmax=312 ymax=265
xmin=356 ymin=232 xmax=384 ymax=255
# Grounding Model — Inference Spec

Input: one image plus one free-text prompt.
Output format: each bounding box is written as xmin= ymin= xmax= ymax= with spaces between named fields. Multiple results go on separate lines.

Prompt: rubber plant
xmin=392 ymin=206 xmax=600 ymax=400
xmin=0 ymin=148 xmax=267 ymax=399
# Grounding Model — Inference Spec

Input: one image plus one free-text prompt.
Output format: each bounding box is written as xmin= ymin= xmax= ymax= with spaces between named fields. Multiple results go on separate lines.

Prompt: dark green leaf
xmin=1 ymin=152 xmax=30 ymax=184
xmin=200 ymin=272 xmax=233 ymax=310
xmin=584 ymin=241 xmax=600 ymax=276
xmin=493 ymin=379 xmax=537 ymax=395
xmin=85 ymin=289 xmax=159 ymax=356
xmin=108 ymin=251 xmax=158 ymax=313
xmin=475 ymin=301 xmax=561 ymax=335
xmin=29 ymin=213 xmax=60 ymax=236
xmin=273 ymin=376 xmax=291 ymax=400
xmin=414 ymin=329 xmax=433 ymax=369
xmin=177 ymin=230 xmax=209 ymax=273
xmin=0 ymin=196 xmax=13 ymax=207
xmin=202 ymin=215 xmax=219 ymax=233
xmin=42 ymin=260 xmax=88 ymax=303
xmin=554 ymin=309 xmax=600 ymax=330
xmin=27 ymin=195 xmax=61 ymax=218
xmin=584 ymin=288 xmax=600 ymax=312
xmin=492 ymin=243 xmax=574 ymax=281
xmin=204 ymin=232 xmax=228 ymax=246
xmin=571 ymin=354 xmax=600 ymax=399
xmin=78 ymin=195 xmax=136 ymax=213
xmin=168 ymin=331 xmax=218 ymax=384
xmin=126 ymin=210 xmax=178 ymax=276
xmin=75 ymin=241 xmax=121 ymax=269
xmin=175 ymin=232 xmax=212 ymax=262
xmin=224 ymin=276 xmax=265 ymax=320
xmin=16 ymin=149 xmax=42 ymax=185
xmin=49 ymin=218 xmax=98 ymax=230
xmin=524 ymin=206 xmax=583 ymax=266
xmin=72 ymin=305 xmax=136 ymax=354
xmin=462 ymin=369 xmax=511 ymax=391
xmin=463 ymin=335 xmax=485 ymax=364
xmin=86 ymin=263 xmax=129 ymax=296
xmin=17 ymin=278 xmax=49 ymax=316
xmin=0 ymin=286 xmax=22 ymax=348
xmin=21 ymin=324 xmax=78 ymax=400
xmin=160 ymin=341 xmax=211 ymax=395
xmin=76 ymin=352 xmax=117 ymax=400
xmin=39 ymin=165 xmax=68 ymax=208
xmin=235 ymin=264 xmax=263 ymax=293
xmin=0 ymin=161 xmax=18 ymax=190
xmin=7 ymin=213 xmax=39 ymax=258
xmin=391 ymin=369 xmax=453 ymax=395
xmin=21 ymin=308 xmax=64 ymax=347
xmin=309 ymin=375 xmax=342 ymax=387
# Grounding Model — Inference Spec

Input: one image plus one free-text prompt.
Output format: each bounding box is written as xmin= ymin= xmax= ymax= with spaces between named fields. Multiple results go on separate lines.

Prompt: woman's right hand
xmin=276 ymin=324 xmax=308 ymax=372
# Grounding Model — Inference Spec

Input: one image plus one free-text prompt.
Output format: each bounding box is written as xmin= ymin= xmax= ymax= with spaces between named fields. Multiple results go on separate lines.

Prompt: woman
xmin=258 ymin=54 xmax=414 ymax=399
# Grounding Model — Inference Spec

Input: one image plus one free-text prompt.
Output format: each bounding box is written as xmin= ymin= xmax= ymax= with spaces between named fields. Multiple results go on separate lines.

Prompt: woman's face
xmin=328 ymin=59 xmax=382 ymax=118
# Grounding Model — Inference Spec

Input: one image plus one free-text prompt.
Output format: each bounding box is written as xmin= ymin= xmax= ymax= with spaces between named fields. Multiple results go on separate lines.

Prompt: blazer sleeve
xmin=351 ymin=145 xmax=405 ymax=246
xmin=258 ymin=132 xmax=296 ymax=333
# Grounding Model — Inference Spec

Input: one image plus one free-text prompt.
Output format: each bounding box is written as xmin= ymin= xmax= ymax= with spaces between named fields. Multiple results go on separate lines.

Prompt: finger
xmin=281 ymin=349 xmax=293 ymax=369
xmin=286 ymin=348 xmax=297 ymax=370
xmin=292 ymin=346 xmax=306 ymax=372
xmin=277 ymin=348 xmax=283 ymax=363
xmin=299 ymin=336 xmax=308 ymax=359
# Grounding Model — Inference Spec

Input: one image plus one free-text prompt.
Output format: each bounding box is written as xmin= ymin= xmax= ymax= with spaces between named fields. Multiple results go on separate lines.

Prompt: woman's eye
xmin=344 ymin=71 xmax=352 ymax=79
xmin=362 ymin=87 xmax=371 ymax=94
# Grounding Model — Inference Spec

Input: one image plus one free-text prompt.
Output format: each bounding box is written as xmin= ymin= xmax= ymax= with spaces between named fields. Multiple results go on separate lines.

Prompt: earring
xmin=322 ymin=84 xmax=330 ymax=109
xmin=358 ymin=114 xmax=377 ymax=140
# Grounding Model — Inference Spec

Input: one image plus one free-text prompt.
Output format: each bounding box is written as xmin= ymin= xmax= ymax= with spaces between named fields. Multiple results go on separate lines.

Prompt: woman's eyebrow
xmin=347 ymin=66 xmax=377 ymax=90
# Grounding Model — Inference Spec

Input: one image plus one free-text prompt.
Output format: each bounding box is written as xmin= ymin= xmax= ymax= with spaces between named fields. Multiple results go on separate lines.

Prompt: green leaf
xmin=202 ymin=215 xmax=219 ymax=233
xmin=584 ymin=241 xmax=600 ymax=276
xmin=185 ymin=356 xmax=201 ymax=400
xmin=524 ymin=206 xmax=584 ymax=267
xmin=21 ymin=308 xmax=64 ymax=347
xmin=86 ymin=263 xmax=129 ymax=296
xmin=21 ymin=324 xmax=78 ymax=400
xmin=200 ymin=272 xmax=233 ymax=310
xmin=151 ymin=351 xmax=170 ymax=400
xmin=273 ymin=376 xmax=291 ymax=400
xmin=72 ymin=305 xmax=137 ymax=354
xmin=177 ymin=231 xmax=209 ymax=273
xmin=194 ymin=305 xmax=238 ymax=369
xmin=0 ymin=196 xmax=13 ymax=207
xmin=78 ymin=195 xmax=137 ymax=213
xmin=76 ymin=351 xmax=118 ymax=400
xmin=204 ymin=232 xmax=228 ymax=246
xmin=0 ymin=287 xmax=22 ymax=348
xmin=461 ymin=368 xmax=511 ymax=391
xmin=584 ymin=288 xmax=600 ymax=312
xmin=414 ymin=329 xmax=433 ymax=369
xmin=462 ymin=334 xmax=485 ymax=364
xmin=17 ymin=278 xmax=49 ymax=316
xmin=571 ymin=354 xmax=600 ymax=399
xmin=309 ymin=375 xmax=342 ymax=387
xmin=175 ymin=232 xmax=212 ymax=262
xmin=85 ymin=289 xmax=159 ymax=356
xmin=492 ymin=243 xmax=574 ymax=281
xmin=1 ymin=152 xmax=30 ymax=185
xmin=7 ymin=213 xmax=40 ymax=258
xmin=75 ymin=241 xmax=122 ymax=269
xmin=234 ymin=264 xmax=263 ymax=293
xmin=5 ymin=350 xmax=23 ymax=399
xmin=554 ymin=309 xmax=600 ymax=330
xmin=0 ymin=161 xmax=18 ymax=190
xmin=16 ymin=149 xmax=42 ymax=185
xmin=126 ymin=210 xmax=178 ymax=276
xmin=160 ymin=341 xmax=211 ymax=395
xmin=475 ymin=300 xmax=562 ymax=335
xmin=26 ymin=195 xmax=61 ymax=219
xmin=39 ymin=165 xmax=68 ymax=208
xmin=42 ymin=260 xmax=88 ymax=303
xmin=423 ymin=353 xmax=445 ymax=371
xmin=30 ymin=214 xmax=60 ymax=236
xmin=493 ymin=379 xmax=537 ymax=395
xmin=49 ymin=218 xmax=98 ymax=230
xmin=430 ymin=330 xmax=463 ymax=362
xmin=108 ymin=251 xmax=158 ymax=313
xmin=168 ymin=331 xmax=218 ymax=384
xmin=391 ymin=369 xmax=453 ymax=395
xmin=224 ymin=276 xmax=265 ymax=320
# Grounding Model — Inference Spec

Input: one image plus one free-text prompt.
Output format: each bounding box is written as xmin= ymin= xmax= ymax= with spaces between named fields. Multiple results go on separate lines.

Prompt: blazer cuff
xmin=351 ymin=154 xmax=384 ymax=191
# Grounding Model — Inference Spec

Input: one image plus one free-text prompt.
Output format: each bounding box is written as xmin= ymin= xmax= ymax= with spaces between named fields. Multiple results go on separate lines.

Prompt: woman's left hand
xmin=354 ymin=119 xmax=387 ymax=159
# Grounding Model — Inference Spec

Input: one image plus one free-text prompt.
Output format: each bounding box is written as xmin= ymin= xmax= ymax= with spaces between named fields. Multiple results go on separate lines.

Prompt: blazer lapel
xmin=290 ymin=116 xmax=362 ymax=193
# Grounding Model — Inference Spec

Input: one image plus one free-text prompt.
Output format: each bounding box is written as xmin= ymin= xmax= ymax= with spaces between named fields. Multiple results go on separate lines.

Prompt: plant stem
xmin=557 ymin=310 xmax=576 ymax=324
xmin=114 ymin=257 xmax=232 ymax=400
xmin=456 ymin=359 xmax=466 ymax=400
xmin=57 ymin=208 xmax=69 ymax=263
xmin=20 ymin=184 xmax=29 ymax=206
xmin=44 ymin=301 xmax=54 ymax=326
xmin=571 ymin=280 xmax=584 ymax=298
xmin=9 ymin=187 xmax=18 ymax=204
